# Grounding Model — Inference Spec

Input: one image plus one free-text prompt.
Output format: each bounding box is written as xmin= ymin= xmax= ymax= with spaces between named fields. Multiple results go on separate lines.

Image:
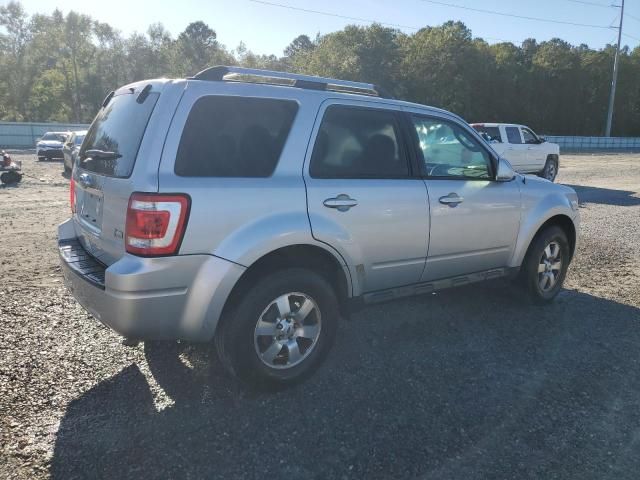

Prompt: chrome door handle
xmin=323 ymin=194 xmax=358 ymax=212
xmin=439 ymin=193 xmax=464 ymax=207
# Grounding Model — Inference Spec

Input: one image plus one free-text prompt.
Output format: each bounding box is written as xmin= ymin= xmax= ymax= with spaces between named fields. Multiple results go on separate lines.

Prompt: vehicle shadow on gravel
xmin=51 ymin=285 xmax=640 ymax=479
xmin=567 ymin=184 xmax=640 ymax=207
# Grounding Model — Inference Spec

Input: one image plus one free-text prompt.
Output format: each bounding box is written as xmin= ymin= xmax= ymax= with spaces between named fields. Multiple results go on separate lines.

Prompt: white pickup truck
xmin=471 ymin=123 xmax=560 ymax=182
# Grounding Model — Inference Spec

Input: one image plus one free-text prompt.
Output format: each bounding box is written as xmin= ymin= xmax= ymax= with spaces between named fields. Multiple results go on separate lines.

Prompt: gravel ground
xmin=1 ymin=153 xmax=639 ymax=479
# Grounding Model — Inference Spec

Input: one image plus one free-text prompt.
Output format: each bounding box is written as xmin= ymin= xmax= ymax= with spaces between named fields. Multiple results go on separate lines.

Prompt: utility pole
xmin=605 ymin=0 xmax=624 ymax=137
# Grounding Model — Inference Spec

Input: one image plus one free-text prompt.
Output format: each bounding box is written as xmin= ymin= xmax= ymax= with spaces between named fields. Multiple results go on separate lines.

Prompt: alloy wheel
xmin=253 ymin=292 xmax=322 ymax=369
xmin=538 ymin=241 xmax=563 ymax=292
xmin=545 ymin=160 xmax=557 ymax=181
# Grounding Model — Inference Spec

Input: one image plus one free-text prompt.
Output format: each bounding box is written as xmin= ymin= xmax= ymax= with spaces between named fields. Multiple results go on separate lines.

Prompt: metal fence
xmin=1 ymin=121 xmax=639 ymax=152
xmin=545 ymin=135 xmax=640 ymax=152
xmin=0 ymin=122 xmax=90 ymax=148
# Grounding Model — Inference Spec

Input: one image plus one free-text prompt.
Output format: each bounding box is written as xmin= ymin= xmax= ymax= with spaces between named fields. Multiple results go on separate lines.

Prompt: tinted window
xmin=472 ymin=125 xmax=501 ymax=142
xmin=310 ymin=106 xmax=408 ymax=179
xmin=75 ymin=135 xmax=85 ymax=146
xmin=412 ymin=116 xmax=492 ymax=179
xmin=175 ymin=96 xmax=298 ymax=177
xmin=521 ymin=128 xmax=537 ymax=144
xmin=505 ymin=127 xmax=522 ymax=144
xmin=79 ymin=91 xmax=159 ymax=177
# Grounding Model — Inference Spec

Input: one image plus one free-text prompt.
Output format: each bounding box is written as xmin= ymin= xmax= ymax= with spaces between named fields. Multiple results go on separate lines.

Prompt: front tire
xmin=215 ymin=268 xmax=339 ymax=388
xmin=539 ymin=155 xmax=558 ymax=182
xmin=520 ymin=226 xmax=570 ymax=304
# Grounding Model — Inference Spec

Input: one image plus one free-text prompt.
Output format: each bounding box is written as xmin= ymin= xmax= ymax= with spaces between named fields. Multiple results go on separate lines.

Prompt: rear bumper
xmin=58 ymin=219 xmax=245 ymax=341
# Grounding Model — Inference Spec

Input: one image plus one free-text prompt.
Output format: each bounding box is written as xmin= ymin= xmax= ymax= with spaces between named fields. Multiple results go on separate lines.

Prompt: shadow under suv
xmin=59 ymin=66 xmax=580 ymax=387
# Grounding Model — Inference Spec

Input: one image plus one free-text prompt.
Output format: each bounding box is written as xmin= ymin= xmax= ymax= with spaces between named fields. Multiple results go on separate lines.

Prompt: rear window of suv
xmin=175 ymin=96 xmax=298 ymax=177
xmin=79 ymin=90 xmax=159 ymax=177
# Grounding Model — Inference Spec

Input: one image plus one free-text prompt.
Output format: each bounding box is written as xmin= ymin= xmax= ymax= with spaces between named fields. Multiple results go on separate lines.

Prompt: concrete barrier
xmin=0 ymin=122 xmax=90 ymax=148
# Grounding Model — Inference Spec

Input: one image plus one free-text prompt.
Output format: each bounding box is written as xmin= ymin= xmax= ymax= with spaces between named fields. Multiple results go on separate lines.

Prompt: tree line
xmin=1 ymin=1 xmax=639 ymax=135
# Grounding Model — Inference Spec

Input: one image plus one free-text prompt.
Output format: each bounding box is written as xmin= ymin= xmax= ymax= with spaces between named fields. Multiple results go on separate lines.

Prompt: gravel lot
xmin=1 ymin=153 xmax=639 ymax=479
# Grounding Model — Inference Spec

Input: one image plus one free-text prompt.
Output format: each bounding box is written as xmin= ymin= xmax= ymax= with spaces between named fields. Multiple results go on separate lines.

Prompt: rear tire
xmin=215 ymin=268 xmax=339 ymax=389
xmin=0 ymin=171 xmax=21 ymax=185
xmin=539 ymin=156 xmax=558 ymax=182
xmin=520 ymin=226 xmax=570 ymax=304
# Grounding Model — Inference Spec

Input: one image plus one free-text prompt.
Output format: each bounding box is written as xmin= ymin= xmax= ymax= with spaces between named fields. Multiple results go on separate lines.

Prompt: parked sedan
xmin=62 ymin=130 xmax=87 ymax=173
xmin=36 ymin=132 xmax=69 ymax=161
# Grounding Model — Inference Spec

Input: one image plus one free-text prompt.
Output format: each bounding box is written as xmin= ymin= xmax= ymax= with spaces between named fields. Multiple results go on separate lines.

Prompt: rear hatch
xmin=72 ymin=83 xmax=163 ymax=266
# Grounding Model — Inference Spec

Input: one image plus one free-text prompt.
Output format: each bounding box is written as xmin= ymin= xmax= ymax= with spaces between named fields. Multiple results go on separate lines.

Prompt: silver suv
xmin=59 ymin=67 xmax=580 ymax=386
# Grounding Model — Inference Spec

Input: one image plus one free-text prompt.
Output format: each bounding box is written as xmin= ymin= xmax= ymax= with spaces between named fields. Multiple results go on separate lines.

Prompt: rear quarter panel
xmin=157 ymin=82 xmax=346 ymax=270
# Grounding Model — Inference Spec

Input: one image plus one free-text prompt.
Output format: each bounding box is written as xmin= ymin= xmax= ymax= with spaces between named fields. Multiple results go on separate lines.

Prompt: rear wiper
xmin=84 ymin=149 xmax=122 ymax=160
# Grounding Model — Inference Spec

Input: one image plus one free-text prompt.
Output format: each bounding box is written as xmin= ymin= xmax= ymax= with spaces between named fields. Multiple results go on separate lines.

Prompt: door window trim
xmin=307 ymin=103 xmax=415 ymax=180
xmin=403 ymin=112 xmax=498 ymax=181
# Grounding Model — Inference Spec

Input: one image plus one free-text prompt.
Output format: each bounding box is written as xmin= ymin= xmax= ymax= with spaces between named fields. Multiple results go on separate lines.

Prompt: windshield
xmin=79 ymin=91 xmax=159 ymax=177
xmin=41 ymin=133 xmax=66 ymax=142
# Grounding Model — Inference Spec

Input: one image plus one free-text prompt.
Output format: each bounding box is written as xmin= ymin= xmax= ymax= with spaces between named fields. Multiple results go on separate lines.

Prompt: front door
xmin=406 ymin=112 xmax=521 ymax=281
xmin=304 ymin=101 xmax=430 ymax=293
xmin=521 ymin=126 xmax=546 ymax=171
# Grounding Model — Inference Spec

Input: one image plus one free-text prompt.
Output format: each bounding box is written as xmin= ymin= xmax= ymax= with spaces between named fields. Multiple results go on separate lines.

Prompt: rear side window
xmin=505 ymin=127 xmax=522 ymax=144
xmin=472 ymin=125 xmax=501 ymax=142
xmin=79 ymin=91 xmax=159 ymax=177
xmin=175 ymin=96 xmax=298 ymax=177
xmin=310 ymin=105 xmax=409 ymax=179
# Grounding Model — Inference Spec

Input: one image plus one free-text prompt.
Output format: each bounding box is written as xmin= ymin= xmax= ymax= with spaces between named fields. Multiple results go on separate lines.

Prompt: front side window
xmin=175 ymin=96 xmax=298 ymax=177
xmin=505 ymin=126 xmax=522 ymax=144
xmin=521 ymin=128 xmax=537 ymax=144
xmin=411 ymin=116 xmax=492 ymax=180
xmin=310 ymin=105 xmax=409 ymax=179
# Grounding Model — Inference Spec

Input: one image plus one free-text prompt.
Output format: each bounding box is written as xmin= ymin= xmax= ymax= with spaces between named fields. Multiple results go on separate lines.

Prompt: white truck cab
xmin=471 ymin=123 xmax=560 ymax=182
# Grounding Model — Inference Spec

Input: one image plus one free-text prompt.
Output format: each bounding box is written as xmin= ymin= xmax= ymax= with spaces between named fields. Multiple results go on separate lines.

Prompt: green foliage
xmin=0 ymin=1 xmax=638 ymax=135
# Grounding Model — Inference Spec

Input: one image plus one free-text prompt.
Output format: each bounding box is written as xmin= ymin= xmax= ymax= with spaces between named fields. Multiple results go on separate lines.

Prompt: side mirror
xmin=496 ymin=157 xmax=516 ymax=182
xmin=538 ymin=136 xmax=546 ymax=143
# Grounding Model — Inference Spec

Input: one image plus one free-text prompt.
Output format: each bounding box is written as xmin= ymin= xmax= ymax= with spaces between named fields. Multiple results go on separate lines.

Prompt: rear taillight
xmin=70 ymin=177 xmax=76 ymax=213
xmin=125 ymin=193 xmax=190 ymax=256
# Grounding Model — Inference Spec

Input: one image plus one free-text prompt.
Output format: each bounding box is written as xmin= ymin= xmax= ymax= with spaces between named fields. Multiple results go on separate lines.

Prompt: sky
xmin=15 ymin=0 xmax=640 ymax=55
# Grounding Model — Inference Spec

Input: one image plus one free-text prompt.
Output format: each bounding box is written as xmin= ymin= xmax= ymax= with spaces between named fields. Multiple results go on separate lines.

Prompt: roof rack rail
xmin=190 ymin=66 xmax=394 ymax=99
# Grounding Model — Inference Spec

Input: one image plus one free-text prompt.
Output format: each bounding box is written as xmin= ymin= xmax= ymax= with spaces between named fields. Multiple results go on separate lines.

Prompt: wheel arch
xmin=216 ymin=244 xmax=352 ymax=336
xmin=520 ymin=214 xmax=577 ymax=267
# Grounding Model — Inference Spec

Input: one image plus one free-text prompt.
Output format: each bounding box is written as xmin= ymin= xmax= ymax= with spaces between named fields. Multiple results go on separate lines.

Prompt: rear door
xmin=304 ymin=100 xmax=429 ymax=293
xmin=502 ymin=125 xmax=528 ymax=170
xmin=72 ymin=81 xmax=179 ymax=265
